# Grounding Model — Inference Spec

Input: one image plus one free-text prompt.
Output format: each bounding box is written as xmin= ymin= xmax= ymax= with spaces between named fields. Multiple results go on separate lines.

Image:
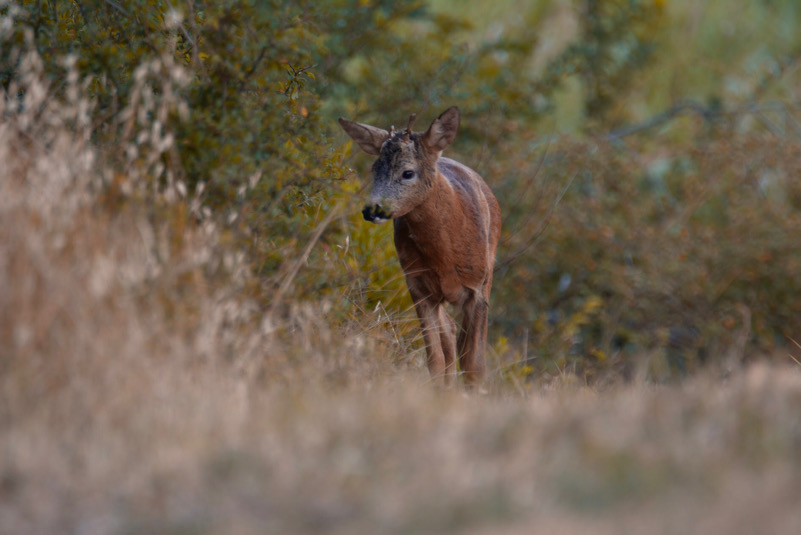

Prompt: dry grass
xmin=3 ymin=31 xmax=801 ymax=535
xmin=4 ymin=351 xmax=801 ymax=534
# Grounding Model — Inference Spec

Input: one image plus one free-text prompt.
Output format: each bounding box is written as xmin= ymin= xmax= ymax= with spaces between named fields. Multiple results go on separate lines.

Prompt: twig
xmin=494 ymin=169 xmax=578 ymax=273
xmin=606 ymin=98 xmax=801 ymax=141
xmin=72 ymin=0 xmax=89 ymax=25
xmin=268 ymin=205 xmax=342 ymax=316
xmin=377 ymin=300 xmax=404 ymax=353
xmin=178 ymin=25 xmax=196 ymax=51
xmin=500 ymin=137 xmax=553 ymax=245
xmin=606 ymin=99 xmax=716 ymax=141
xmin=789 ymin=337 xmax=801 ymax=367
xmin=103 ymin=0 xmax=130 ymax=17
xmin=239 ymin=45 xmax=269 ymax=92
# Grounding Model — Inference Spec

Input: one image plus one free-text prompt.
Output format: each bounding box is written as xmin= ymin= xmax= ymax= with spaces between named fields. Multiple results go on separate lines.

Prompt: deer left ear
xmin=423 ymin=106 xmax=460 ymax=152
xmin=338 ymin=118 xmax=390 ymax=156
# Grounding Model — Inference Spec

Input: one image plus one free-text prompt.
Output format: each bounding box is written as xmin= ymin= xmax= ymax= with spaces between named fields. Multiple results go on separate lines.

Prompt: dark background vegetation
xmin=3 ymin=0 xmax=801 ymax=383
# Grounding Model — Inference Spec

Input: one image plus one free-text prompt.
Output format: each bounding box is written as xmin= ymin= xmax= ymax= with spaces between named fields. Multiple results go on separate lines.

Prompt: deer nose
xmin=362 ymin=206 xmax=375 ymax=222
xmin=362 ymin=204 xmax=391 ymax=223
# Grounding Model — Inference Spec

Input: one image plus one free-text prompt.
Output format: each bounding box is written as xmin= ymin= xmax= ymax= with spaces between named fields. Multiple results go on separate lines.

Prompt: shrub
xmin=4 ymin=0 xmax=800 ymax=384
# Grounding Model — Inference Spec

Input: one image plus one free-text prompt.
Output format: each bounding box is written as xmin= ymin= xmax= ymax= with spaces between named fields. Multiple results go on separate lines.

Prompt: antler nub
xmin=389 ymin=125 xmax=396 ymax=136
xmin=407 ymin=113 xmax=416 ymax=132
xmin=402 ymin=113 xmax=417 ymax=141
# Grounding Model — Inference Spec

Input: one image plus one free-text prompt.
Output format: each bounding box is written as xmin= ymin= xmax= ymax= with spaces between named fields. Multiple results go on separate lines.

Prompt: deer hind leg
xmin=457 ymin=292 xmax=489 ymax=387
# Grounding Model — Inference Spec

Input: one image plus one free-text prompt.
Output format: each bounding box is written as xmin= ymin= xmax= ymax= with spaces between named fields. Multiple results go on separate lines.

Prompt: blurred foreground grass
xmin=4 ymin=341 xmax=801 ymax=534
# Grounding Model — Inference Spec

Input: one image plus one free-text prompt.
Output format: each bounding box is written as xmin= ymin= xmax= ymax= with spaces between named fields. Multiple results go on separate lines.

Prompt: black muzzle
xmin=362 ymin=204 xmax=392 ymax=222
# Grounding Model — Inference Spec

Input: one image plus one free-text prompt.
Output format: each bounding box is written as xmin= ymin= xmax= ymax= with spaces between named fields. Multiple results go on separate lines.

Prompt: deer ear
xmin=423 ymin=106 xmax=460 ymax=152
xmin=338 ymin=118 xmax=389 ymax=156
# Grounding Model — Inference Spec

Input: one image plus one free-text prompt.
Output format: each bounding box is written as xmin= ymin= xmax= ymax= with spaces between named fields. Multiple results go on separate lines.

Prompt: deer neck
xmin=397 ymin=170 xmax=459 ymax=258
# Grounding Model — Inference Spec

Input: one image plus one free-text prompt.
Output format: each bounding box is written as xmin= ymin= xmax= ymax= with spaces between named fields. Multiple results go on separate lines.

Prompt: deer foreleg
xmin=438 ymin=306 xmax=458 ymax=386
xmin=412 ymin=298 xmax=449 ymax=385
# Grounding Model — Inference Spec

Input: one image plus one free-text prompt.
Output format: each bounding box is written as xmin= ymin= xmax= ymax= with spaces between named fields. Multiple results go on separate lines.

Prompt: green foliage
xmin=573 ymin=0 xmax=663 ymax=123
xmin=5 ymin=0 xmax=801 ymax=383
xmin=494 ymin=133 xmax=801 ymax=382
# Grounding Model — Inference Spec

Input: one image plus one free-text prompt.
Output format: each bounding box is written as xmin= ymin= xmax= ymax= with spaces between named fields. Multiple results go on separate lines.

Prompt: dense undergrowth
xmin=3 ymin=1 xmax=801 ymax=533
xmin=4 ymin=0 xmax=801 ymax=386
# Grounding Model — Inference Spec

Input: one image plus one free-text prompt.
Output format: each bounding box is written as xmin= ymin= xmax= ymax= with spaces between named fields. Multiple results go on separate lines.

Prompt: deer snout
xmin=362 ymin=203 xmax=392 ymax=223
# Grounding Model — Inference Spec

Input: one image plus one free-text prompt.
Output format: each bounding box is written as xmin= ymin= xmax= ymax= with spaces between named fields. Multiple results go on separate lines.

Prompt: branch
xmin=239 ymin=45 xmax=269 ymax=92
xmin=605 ymin=99 xmax=717 ymax=141
xmin=103 ymin=0 xmax=130 ymax=17
xmin=494 ymin=169 xmax=578 ymax=273
xmin=499 ymin=137 xmax=553 ymax=246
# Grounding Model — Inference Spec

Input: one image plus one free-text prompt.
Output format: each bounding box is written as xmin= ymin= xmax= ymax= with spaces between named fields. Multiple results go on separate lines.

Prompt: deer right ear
xmin=423 ymin=106 xmax=460 ymax=153
xmin=338 ymin=118 xmax=390 ymax=156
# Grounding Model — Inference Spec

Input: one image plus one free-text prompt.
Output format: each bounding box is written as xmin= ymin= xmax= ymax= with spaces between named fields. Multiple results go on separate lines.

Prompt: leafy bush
xmin=3 ymin=0 xmax=801 ymax=385
xmin=493 ymin=132 xmax=801 ymax=382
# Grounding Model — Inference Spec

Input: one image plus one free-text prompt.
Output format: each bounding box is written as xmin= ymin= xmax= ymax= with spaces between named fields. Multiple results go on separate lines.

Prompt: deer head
xmin=338 ymin=106 xmax=461 ymax=223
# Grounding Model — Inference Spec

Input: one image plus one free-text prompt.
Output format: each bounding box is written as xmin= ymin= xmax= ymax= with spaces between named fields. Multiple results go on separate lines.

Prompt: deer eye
xmin=401 ymin=170 xmax=415 ymax=180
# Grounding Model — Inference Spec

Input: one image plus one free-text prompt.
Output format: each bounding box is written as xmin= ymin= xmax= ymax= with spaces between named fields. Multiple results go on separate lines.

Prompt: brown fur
xmin=339 ymin=107 xmax=501 ymax=387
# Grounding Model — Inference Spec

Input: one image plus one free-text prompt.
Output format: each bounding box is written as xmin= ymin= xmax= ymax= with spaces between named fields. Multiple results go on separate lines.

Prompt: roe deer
xmin=338 ymin=106 xmax=501 ymax=387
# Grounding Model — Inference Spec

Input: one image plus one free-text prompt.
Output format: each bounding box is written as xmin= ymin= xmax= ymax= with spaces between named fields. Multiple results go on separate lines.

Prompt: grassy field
xmin=4 ymin=333 xmax=801 ymax=534
xmin=3 ymin=0 xmax=801 ymax=533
